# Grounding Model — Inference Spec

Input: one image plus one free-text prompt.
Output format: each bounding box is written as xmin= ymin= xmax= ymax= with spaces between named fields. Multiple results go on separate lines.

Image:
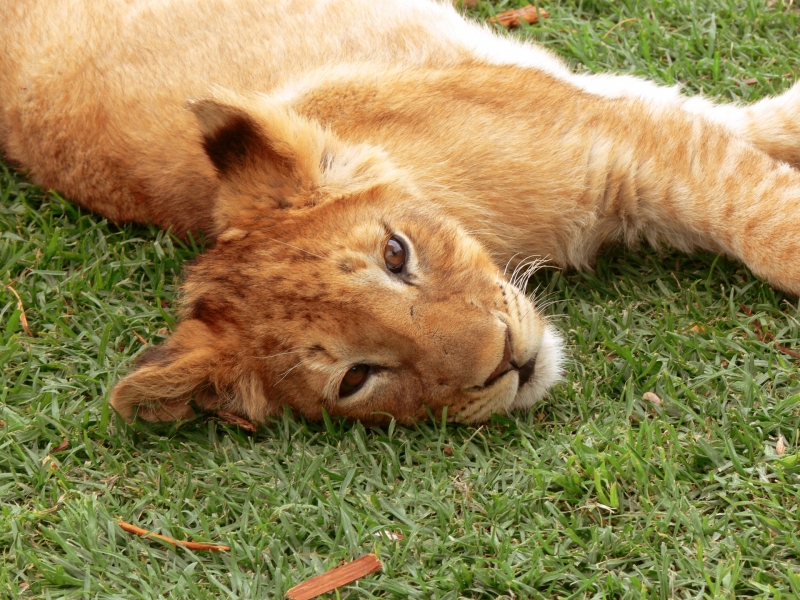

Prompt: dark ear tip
xmin=189 ymin=97 xmax=296 ymax=179
xmin=204 ymin=116 xmax=256 ymax=174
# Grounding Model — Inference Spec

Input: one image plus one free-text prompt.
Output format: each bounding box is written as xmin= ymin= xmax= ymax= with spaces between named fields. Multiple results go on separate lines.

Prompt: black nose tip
xmin=484 ymin=329 xmax=513 ymax=387
xmin=517 ymin=356 xmax=537 ymax=388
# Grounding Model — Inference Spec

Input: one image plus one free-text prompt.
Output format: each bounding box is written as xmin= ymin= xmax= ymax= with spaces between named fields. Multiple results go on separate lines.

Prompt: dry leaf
xmin=134 ymin=331 xmax=148 ymax=344
xmin=490 ymin=5 xmax=550 ymax=27
xmin=50 ymin=439 xmax=69 ymax=454
xmin=642 ymin=391 xmax=662 ymax=406
xmin=286 ymin=554 xmax=383 ymax=600
xmin=37 ymin=493 xmax=67 ymax=515
xmin=776 ymin=436 xmax=787 ymax=456
xmin=117 ymin=521 xmax=230 ymax=552
xmin=689 ymin=324 xmax=707 ymax=333
xmin=373 ymin=530 xmax=404 ymax=541
xmin=216 ymin=411 xmax=259 ymax=432
xmin=4 ymin=284 xmax=33 ymax=336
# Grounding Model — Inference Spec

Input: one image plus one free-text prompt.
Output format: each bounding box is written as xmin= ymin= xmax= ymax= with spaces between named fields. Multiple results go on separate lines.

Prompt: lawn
xmin=2 ymin=0 xmax=800 ymax=598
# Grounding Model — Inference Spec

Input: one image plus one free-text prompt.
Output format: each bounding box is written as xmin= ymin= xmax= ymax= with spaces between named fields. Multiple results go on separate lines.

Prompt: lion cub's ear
xmin=189 ymin=93 xmax=399 ymax=230
xmin=190 ymin=96 xmax=317 ymax=184
xmin=109 ymin=320 xmax=270 ymax=423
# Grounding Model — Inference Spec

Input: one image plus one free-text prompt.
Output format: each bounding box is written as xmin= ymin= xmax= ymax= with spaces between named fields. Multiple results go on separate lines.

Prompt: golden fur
xmin=2 ymin=0 xmax=800 ymax=424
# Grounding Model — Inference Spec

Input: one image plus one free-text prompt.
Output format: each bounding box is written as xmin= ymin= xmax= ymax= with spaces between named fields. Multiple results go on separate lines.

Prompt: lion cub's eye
xmin=339 ymin=364 xmax=371 ymax=397
xmin=384 ymin=236 xmax=406 ymax=273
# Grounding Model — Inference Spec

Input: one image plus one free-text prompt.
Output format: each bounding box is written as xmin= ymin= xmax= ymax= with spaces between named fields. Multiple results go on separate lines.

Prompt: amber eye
xmin=384 ymin=236 xmax=406 ymax=273
xmin=339 ymin=364 xmax=371 ymax=397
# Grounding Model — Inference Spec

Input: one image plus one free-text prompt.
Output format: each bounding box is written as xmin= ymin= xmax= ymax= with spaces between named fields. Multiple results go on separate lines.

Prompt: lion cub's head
xmin=110 ymin=92 xmax=562 ymax=425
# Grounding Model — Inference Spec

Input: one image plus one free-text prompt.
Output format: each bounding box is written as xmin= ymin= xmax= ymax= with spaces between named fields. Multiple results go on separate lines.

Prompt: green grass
xmin=3 ymin=0 xmax=800 ymax=597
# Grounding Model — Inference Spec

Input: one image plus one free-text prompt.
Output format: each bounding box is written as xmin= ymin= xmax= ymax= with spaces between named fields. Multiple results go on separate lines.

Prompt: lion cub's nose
xmin=483 ymin=329 xmax=514 ymax=387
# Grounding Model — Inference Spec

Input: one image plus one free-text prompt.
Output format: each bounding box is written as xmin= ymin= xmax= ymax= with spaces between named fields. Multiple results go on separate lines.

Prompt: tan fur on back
xmin=2 ymin=0 xmax=800 ymax=424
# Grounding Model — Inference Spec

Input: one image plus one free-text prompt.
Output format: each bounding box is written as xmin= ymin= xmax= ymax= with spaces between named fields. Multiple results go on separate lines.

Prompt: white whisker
xmin=273 ymin=360 xmax=308 ymax=387
xmin=263 ymin=236 xmax=326 ymax=259
xmin=255 ymin=348 xmax=308 ymax=361
xmin=503 ymin=253 xmax=522 ymax=277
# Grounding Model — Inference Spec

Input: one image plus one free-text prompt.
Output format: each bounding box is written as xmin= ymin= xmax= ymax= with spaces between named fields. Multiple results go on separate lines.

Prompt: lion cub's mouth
xmin=517 ymin=356 xmax=537 ymax=387
xmin=481 ymin=355 xmax=537 ymax=389
xmin=480 ymin=328 xmax=537 ymax=390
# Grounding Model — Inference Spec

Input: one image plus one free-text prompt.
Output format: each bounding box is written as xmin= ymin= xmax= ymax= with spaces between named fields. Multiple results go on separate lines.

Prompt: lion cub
xmin=2 ymin=0 xmax=799 ymax=424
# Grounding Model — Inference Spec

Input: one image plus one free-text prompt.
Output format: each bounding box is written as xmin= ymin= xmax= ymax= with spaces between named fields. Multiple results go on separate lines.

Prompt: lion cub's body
xmin=3 ymin=0 xmax=800 ymax=424
xmin=4 ymin=0 xmax=548 ymax=234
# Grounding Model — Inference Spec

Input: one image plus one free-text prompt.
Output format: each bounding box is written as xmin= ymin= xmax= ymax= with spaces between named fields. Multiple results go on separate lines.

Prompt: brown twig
xmin=4 ymin=284 xmax=33 ymax=336
xmin=286 ymin=554 xmax=383 ymax=600
xmin=133 ymin=331 xmax=148 ymax=345
xmin=490 ymin=5 xmax=550 ymax=27
xmin=740 ymin=304 xmax=800 ymax=360
xmin=776 ymin=344 xmax=800 ymax=360
xmin=117 ymin=521 xmax=230 ymax=552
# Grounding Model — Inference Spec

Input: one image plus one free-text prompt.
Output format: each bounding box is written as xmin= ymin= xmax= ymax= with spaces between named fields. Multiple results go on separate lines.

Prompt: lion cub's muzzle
xmin=480 ymin=356 xmax=537 ymax=391
xmin=481 ymin=329 xmax=537 ymax=389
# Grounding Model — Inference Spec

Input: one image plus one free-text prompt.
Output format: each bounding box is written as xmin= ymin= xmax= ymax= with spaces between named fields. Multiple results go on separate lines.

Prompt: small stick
xmin=774 ymin=342 xmax=800 ymax=360
xmin=117 ymin=521 xmax=230 ymax=552
xmin=4 ymin=284 xmax=32 ymax=336
xmin=286 ymin=554 xmax=383 ymax=600
xmin=490 ymin=5 xmax=550 ymax=27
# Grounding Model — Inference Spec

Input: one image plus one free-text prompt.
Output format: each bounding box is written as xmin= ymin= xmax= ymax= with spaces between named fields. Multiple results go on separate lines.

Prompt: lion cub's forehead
xmin=329 ymin=220 xmax=387 ymax=255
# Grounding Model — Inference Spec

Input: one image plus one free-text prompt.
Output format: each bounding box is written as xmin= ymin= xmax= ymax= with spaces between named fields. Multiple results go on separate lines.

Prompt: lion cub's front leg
xmin=579 ymin=97 xmax=800 ymax=295
xmin=683 ymin=81 xmax=800 ymax=170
